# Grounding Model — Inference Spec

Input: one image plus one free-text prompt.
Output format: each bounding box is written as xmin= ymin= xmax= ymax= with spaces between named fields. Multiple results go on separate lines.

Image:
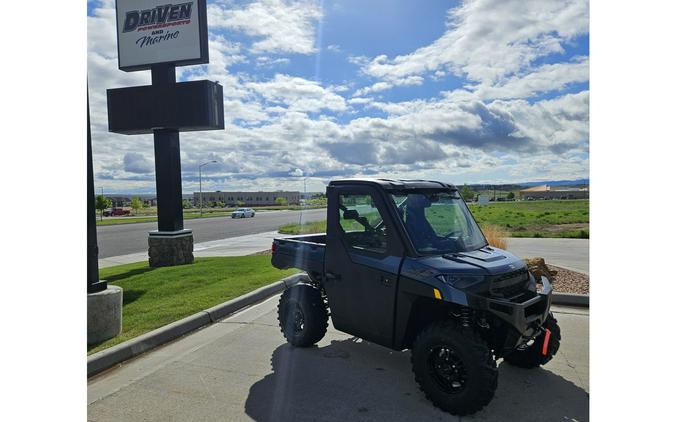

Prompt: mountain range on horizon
xmin=516 ymin=178 xmax=589 ymax=187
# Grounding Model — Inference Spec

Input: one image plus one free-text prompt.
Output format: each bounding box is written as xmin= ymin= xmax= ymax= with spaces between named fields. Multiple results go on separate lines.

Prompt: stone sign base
xmin=148 ymin=229 xmax=194 ymax=267
xmin=88 ymin=285 xmax=123 ymax=345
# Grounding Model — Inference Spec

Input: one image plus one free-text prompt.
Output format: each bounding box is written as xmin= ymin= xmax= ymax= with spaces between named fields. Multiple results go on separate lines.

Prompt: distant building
xmin=519 ymin=185 xmax=589 ymax=200
xmin=193 ymin=191 xmax=301 ymax=206
xmin=300 ymin=191 xmax=324 ymax=200
xmin=143 ymin=197 xmax=157 ymax=207
xmin=107 ymin=196 xmax=131 ymax=207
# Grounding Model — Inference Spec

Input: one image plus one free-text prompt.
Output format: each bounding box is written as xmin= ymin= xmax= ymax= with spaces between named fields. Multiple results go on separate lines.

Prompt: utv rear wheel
xmin=411 ymin=320 xmax=497 ymax=415
xmin=278 ymin=284 xmax=328 ymax=347
xmin=504 ymin=314 xmax=561 ymax=368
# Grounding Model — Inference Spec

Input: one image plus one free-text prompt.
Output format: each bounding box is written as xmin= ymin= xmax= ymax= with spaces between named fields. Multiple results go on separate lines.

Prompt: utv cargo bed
xmin=272 ymin=233 xmax=326 ymax=277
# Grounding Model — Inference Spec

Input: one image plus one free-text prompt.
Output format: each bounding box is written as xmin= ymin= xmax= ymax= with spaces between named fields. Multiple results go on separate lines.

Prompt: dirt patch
xmin=539 ymin=223 xmax=588 ymax=233
xmin=512 ymin=223 xmax=589 ymax=233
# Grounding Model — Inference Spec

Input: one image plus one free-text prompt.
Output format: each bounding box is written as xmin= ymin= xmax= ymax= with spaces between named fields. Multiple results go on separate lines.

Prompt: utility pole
xmin=199 ymin=160 xmax=217 ymax=217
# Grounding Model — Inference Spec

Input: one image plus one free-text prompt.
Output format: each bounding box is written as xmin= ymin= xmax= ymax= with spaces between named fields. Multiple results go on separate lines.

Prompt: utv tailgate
xmin=271 ymin=234 xmax=326 ymax=276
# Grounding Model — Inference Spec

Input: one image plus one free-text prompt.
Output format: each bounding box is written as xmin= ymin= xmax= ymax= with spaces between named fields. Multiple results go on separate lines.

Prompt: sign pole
xmin=88 ymin=86 xmax=122 ymax=346
xmin=88 ymin=90 xmax=107 ymax=294
xmin=150 ymin=64 xmax=184 ymax=233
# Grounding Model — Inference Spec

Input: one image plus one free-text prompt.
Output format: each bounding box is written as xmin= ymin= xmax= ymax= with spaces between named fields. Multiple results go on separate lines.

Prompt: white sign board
xmin=478 ymin=194 xmax=490 ymax=205
xmin=115 ymin=0 xmax=208 ymax=72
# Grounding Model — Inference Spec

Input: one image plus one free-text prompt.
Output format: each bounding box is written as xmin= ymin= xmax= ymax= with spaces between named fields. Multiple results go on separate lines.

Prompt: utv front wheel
xmin=278 ymin=284 xmax=328 ymax=347
xmin=411 ymin=320 xmax=497 ymax=415
xmin=504 ymin=314 xmax=561 ymax=368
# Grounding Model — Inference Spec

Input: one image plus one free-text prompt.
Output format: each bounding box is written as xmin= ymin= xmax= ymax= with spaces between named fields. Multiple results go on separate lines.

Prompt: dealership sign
xmin=115 ymin=0 xmax=209 ymax=71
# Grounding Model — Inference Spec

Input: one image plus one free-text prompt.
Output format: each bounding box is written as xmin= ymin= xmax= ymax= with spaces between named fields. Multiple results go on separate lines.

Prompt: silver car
xmin=231 ymin=207 xmax=255 ymax=218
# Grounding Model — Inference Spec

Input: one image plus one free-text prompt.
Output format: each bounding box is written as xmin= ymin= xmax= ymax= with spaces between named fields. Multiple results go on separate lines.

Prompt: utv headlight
xmin=436 ymin=274 xmax=485 ymax=289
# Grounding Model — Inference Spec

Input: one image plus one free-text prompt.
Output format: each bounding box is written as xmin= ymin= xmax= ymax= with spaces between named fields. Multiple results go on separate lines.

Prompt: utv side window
xmin=338 ymin=194 xmax=388 ymax=253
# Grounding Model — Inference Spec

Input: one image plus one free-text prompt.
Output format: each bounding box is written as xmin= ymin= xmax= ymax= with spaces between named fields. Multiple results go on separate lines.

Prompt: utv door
xmin=324 ymin=185 xmax=404 ymax=347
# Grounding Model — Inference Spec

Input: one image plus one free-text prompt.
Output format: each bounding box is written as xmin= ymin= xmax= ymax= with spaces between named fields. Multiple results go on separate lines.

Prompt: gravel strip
xmin=549 ymin=264 xmax=589 ymax=294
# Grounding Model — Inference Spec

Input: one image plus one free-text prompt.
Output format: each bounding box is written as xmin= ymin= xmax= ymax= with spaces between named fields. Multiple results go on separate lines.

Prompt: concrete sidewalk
xmin=99 ymin=231 xmax=280 ymax=268
xmin=88 ymin=298 xmax=588 ymax=422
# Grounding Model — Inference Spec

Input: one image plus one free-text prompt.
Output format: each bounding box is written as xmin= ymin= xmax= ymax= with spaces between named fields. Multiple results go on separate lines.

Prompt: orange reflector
xmin=542 ymin=328 xmax=551 ymax=356
xmin=433 ymin=288 xmax=442 ymax=300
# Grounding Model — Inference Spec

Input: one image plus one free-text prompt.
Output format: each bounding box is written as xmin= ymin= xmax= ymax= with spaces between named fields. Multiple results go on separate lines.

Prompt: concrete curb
xmin=87 ymin=273 xmax=305 ymax=378
xmin=552 ymin=292 xmax=589 ymax=307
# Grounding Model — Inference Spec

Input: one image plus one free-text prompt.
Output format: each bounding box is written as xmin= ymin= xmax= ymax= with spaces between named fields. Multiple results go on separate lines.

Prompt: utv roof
xmin=328 ymin=178 xmax=457 ymax=191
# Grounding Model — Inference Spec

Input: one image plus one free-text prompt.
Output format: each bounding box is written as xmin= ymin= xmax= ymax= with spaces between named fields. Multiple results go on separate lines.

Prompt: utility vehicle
xmin=271 ymin=179 xmax=560 ymax=415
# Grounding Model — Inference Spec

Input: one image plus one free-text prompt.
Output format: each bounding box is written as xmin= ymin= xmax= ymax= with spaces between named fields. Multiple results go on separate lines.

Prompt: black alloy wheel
xmin=427 ymin=345 xmax=468 ymax=394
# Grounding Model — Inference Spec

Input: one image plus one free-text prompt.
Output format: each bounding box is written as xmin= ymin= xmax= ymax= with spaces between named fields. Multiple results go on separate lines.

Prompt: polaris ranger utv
xmin=271 ymin=179 xmax=560 ymax=415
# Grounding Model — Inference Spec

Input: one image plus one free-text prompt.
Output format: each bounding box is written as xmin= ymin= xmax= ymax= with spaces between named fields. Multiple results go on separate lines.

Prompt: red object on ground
xmin=542 ymin=328 xmax=552 ymax=355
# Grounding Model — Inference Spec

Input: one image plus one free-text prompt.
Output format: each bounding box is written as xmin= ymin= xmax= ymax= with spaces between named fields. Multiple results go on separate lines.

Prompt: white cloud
xmin=208 ymin=0 xmax=322 ymax=55
xmin=353 ymin=76 xmax=424 ymax=97
xmin=289 ymin=168 xmax=304 ymax=176
xmin=360 ymin=0 xmax=588 ymax=92
xmin=123 ymin=153 xmax=153 ymax=174
xmin=246 ymin=74 xmax=347 ymax=112
xmin=255 ymin=56 xmax=291 ymax=67
xmin=348 ymin=97 xmax=372 ymax=105
xmin=490 ymin=91 xmax=589 ymax=151
xmin=473 ymin=57 xmax=589 ymax=100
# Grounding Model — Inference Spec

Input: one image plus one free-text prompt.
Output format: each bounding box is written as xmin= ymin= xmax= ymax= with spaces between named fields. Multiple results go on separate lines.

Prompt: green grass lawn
xmin=468 ymin=200 xmax=589 ymax=238
xmin=278 ymin=200 xmax=589 ymax=238
xmin=89 ymin=256 xmax=297 ymax=354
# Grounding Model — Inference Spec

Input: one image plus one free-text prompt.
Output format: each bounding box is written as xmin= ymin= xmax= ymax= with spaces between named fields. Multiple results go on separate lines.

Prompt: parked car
xmin=231 ymin=207 xmax=255 ymax=218
xmin=102 ymin=207 xmax=131 ymax=217
xmin=271 ymin=178 xmax=560 ymax=415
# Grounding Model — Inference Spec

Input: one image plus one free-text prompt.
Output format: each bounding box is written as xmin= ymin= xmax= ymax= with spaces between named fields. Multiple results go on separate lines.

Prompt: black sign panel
xmin=107 ymin=80 xmax=224 ymax=134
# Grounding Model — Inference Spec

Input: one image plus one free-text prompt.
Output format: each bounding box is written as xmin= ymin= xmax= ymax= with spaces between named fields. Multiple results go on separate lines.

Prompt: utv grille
xmin=489 ymin=268 xmax=529 ymax=299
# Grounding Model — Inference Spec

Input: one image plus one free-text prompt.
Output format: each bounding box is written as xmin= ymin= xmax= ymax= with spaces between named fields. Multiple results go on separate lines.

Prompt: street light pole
xmin=199 ymin=160 xmax=217 ymax=217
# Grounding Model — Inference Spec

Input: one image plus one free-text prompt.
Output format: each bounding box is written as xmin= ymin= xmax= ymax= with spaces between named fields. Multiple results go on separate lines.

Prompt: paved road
xmin=507 ymin=238 xmax=589 ymax=274
xmin=96 ymin=209 xmax=326 ymax=258
xmin=88 ymin=299 xmax=588 ymax=422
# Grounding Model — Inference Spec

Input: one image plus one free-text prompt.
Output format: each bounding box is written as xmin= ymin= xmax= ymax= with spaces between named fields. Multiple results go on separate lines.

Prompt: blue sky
xmin=88 ymin=0 xmax=589 ymax=193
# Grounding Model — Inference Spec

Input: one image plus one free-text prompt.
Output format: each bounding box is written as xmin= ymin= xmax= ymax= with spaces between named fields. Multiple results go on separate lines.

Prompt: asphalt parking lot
xmin=88 ymin=295 xmax=588 ymax=422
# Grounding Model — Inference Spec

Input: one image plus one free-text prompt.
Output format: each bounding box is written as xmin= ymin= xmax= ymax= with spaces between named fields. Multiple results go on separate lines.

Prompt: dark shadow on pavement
xmin=245 ymin=338 xmax=588 ymax=422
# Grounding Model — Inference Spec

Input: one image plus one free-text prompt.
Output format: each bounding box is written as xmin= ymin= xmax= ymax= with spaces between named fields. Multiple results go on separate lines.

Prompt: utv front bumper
xmin=467 ymin=275 xmax=553 ymax=339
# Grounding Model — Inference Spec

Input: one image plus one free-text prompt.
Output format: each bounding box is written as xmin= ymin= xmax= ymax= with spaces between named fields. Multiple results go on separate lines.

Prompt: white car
xmin=231 ymin=207 xmax=255 ymax=218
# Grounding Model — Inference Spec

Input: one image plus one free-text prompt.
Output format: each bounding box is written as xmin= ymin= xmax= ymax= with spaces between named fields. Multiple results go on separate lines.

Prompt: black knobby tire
xmin=278 ymin=284 xmax=328 ymax=347
xmin=411 ymin=320 xmax=498 ymax=415
xmin=504 ymin=314 xmax=561 ymax=368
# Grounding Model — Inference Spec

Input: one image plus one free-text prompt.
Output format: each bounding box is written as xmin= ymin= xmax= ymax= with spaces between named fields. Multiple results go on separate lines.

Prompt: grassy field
xmin=88 ymin=256 xmax=297 ymax=354
xmin=279 ymin=200 xmax=589 ymax=238
xmin=468 ymin=200 xmax=589 ymax=238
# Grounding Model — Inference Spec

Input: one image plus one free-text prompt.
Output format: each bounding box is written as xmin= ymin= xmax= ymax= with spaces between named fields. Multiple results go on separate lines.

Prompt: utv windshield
xmin=390 ymin=191 xmax=487 ymax=255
